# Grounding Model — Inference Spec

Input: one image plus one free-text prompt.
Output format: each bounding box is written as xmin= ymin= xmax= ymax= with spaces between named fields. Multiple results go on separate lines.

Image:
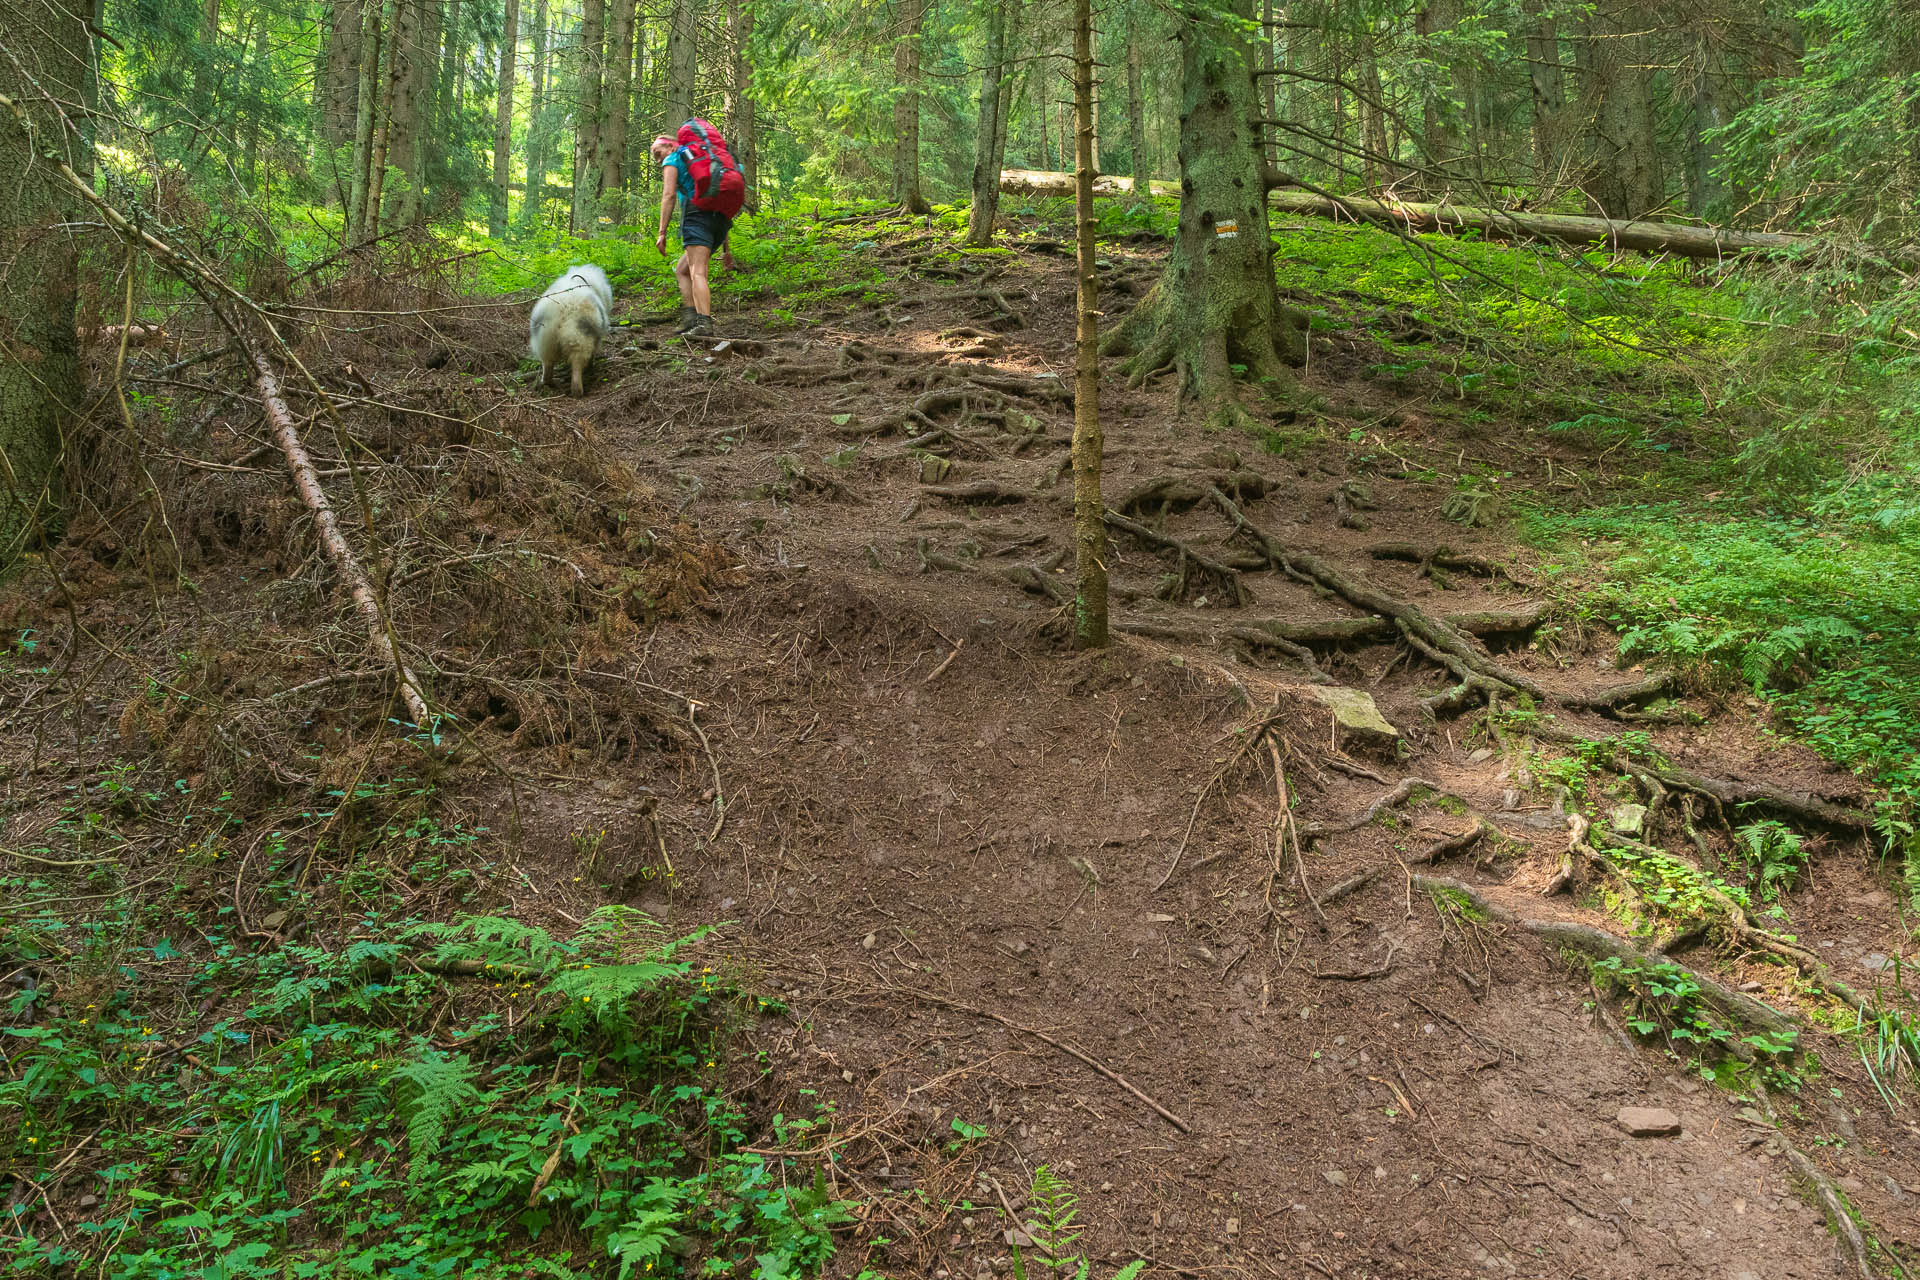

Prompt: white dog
xmin=529 ymin=264 xmax=613 ymax=397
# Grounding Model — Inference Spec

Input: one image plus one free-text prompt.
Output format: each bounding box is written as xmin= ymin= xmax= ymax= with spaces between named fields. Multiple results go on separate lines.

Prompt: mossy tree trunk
xmin=0 ymin=0 xmax=88 ymax=564
xmin=571 ymin=0 xmax=606 ymax=232
xmin=1099 ymin=0 xmax=1306 ymax=432
xmin=665 ymin=0 xmax=696 ymax=127
xmin=519 ymin=0 xmax=551 ymax=232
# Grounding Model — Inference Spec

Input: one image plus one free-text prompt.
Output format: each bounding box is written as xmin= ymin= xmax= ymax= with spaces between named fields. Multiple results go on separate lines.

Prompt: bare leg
xmin=673 ymin=251 xmax=695 ymax=307
xmin=686 ymin=244 xmax=714 ymax=315
xmin=540 ymin=361 xmax=554 ymax=389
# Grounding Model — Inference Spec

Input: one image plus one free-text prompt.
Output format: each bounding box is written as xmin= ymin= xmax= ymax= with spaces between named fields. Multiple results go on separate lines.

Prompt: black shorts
xmin=681 ymin=209 xmax=732 ymax=251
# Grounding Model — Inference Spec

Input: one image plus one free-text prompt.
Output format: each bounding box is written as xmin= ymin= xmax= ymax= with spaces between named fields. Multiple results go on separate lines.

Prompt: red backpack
xmin=676 ymin=118 xmax=747 ymax=219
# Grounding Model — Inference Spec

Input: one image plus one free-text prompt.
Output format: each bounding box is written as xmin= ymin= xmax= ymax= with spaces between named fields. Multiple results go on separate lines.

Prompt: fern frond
xmin=1028 ymin=1164 xmax=1082 ymax=1267
xmin=393 ymin=1048 xmax=482 ymax=1177
xmin=410 ymin=914 xmax=572 ymax=977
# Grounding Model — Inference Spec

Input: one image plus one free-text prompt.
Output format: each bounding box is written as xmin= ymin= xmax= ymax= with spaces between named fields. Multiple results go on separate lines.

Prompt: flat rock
xmin=1303 ymin=686 xmax=1398 ymax=741
xmin=1617 ymin=1106 xmax=1681 ymax=1137
xmin=1322 ymin=1169 xmax=1348 ymax=1187
xmin=1608 ymin=803 xmax=1648 ymax=836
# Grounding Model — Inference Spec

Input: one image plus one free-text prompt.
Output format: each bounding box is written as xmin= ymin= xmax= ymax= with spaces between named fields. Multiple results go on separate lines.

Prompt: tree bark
xmin=490 ymin=0 xmax=520 ymax=237
xmin=1098 ymin=0 xmax=1307 ymax=431
xmin=1579 ymin=4 xmax=1662 ymax=218
xmin=322 ymin=0 xmax=363 ymax=151
xmin=965 ymin=0 xmax=1012 ymax=245
xmin=398 ymin=0 xmax=440 ymax=224
xmin=1523 ymin=0 xmax=1564 ymax=185
xmin=1071 ymin=0 xmax=1106 ymax=649
xmin=0 ymin=7 xmax=88 ymax=564
xmin=1685 ymin=32 xmax=1725 ymax=216
xmin=571 ymin=0 xmax=606 ymax=232
xmin=347 ymin=0 xmax=385 ymax=241
xmin=600 ymin=0 xmax=636 ymax=213
xmin=892 ymin=0 xmax=931 ymax=214
xmin=434 ymin=0 xmax=462 ymax=196
xmin=367 ymin=0 xmax=412 ymax=233
xmin=1127 ymin=17 xmax=1148 ymax=199
xmin=665 ymin=0 xmax=696 ymax=128
xmin=519 ymin=0 xmax=551 ymax=231
xmin=725 ymin=0 xmax=757 ymax=208
xmin=1001 ymin=169 xmax=1844 ymax=262
xmin=1414 ymin=0 xmax=1463 ymax=186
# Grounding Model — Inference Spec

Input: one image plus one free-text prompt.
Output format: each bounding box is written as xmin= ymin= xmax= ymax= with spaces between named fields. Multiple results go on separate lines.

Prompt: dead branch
xmin=1301 ymin=776 xmax=1443 ymax=838
xmin=1270 ymin=740 xmax=1327 ymax=931
xmin=1365 ymin=542 xmax=1511 ymax=579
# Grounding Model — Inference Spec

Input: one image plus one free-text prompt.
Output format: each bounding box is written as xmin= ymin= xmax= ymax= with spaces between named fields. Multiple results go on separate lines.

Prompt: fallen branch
xmin=1365 ymin=542 xmax=1511 ymax=579
xmin=1319 ymin=820 xmax=1496 ymax=905
xmin=1271 ymin=741 xmax=1327 ymax=931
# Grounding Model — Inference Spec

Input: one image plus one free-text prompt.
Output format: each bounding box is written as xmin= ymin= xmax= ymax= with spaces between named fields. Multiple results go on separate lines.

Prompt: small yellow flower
xmin=339 ymin=1179 xmax=350 ymax=1189
xmin=336 ymin=1149 xmax=346 ymax=1159
xmin=581 ymin=996 xmax=591 ymax=1003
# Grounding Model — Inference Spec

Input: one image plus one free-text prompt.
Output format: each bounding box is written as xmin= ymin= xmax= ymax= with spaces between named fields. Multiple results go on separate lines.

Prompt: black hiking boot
xmin=685 ymin=313 xmax=715 ymax=336
xmin=672 ymin=306 xmax=699 ymax=334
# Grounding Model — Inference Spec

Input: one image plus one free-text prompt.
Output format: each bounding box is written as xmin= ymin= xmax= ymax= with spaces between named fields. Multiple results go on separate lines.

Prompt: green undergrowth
xmin=2 ymin=815 xmax=849 ymax=1277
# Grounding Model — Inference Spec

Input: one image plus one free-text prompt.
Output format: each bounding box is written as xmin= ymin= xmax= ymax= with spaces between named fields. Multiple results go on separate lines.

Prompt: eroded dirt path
xmin=532 ymin=232 xmax=1919 ymax=1279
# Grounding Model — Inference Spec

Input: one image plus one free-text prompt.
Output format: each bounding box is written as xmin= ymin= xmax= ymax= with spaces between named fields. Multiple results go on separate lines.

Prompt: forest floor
xmin=4 ymin=206 xmax=1919 ymax=1279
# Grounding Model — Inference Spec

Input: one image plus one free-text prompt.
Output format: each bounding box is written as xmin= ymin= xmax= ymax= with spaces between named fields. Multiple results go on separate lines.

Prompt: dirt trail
xmin=527 ymin=233 xmax=1918 ymax=1279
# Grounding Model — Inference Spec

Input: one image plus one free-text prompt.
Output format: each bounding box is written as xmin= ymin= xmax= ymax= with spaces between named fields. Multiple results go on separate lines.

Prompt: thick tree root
xmin=1366 ymin=542 xmax=1511 ymax=579
xmin=1300 ymin=776 xmax=1445 ymax=838
xmin=1753 ymin=1087 xmax=1875 ymax=1280
xmin=1117 ymin=469 xmax=1269 ymax=517
xmin=1412 ymin=874 xmax=1803 ymax=1042
xmin=1528 ymin=723 xmax=1873 ymax=834
xmin=921 ymin=480 xmax=1035 ymax=504
xmin=1207 ymin=485 xmax=1676 ymax=717
xmin=1320 ymin=820 xmax=1497 ymax=905
xmin=1104 ymin=510 xmax=1252 ymax=606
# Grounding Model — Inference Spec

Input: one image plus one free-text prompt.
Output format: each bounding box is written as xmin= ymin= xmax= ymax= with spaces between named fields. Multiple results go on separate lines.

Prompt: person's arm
xmin=655 ymin=167 xmax=677 ymax=254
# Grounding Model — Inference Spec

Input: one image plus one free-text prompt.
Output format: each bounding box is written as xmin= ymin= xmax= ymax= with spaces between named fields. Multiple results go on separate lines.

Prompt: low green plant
xmin=1004 ymin=1166 xmax=1144 ymax=1280
xmin=2 ymin=907 xmax=853 ymax=1277
xmin=1593 ymin=954 xmax=1800 ymax=1083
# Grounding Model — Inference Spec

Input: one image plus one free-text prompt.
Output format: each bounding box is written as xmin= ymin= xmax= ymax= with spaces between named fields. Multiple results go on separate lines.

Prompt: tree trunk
xmin=892 ymin=0 xmax=930 ymax=214
xmin=725 ymin=0 xmax=757 ymax=208
xmin=243 ymin=18 xmax=268 ymax=189
xmin=965 ymin=0 xmax=1012 ymax=245
xmin=0 ymin=1 xmax=88 ymax=563
xmin=347 ymin=0 xmax=385 ymax=241
xmin=520 ymin=0 xmax=551 ymax=231
xmin=1070 ymin=0 xmax=1106 ymax=649
xmin=1030 ymin=37 xmax=1052 ymax=171
xmin=1685 ymin=32 xmax=1725 ymax=216
xmin=434 ymin=0 xmax=461 ymax=194
xmin=1357 ymin=33 xmax=1390 ymax=187
xmin=1260 ymin=0 xmax=1274 ymax=165
xmin=1523 ymin=0 xmax=1564 ymax=184
xmin=490 ymin=0 xmax=520 ymax=236
xmin=627 ymin=23 xmax=650 ymax=198
xmin=1580 ymin=5 xmax=1662 ymax=218
xmin=367 ymin=0 xmax=411 ymax=233
xmin=1414 ymin=0 xmax=1463 ymax=187
xmin=1099 ymin=0 xmax=1307 ymax=431
xmin=398 ymin=0 xmax=439 ymax=224
xmin=322 ymin=0 xmax=363 ymax=150
xmin=600 ymin=0 xmax=635 ymax=213
xmin=666 ymin=0 xmax=696 ymax=127
xmin=1127 ymin=18 xmax=1148 ymax=198
xmin=571 ymin=0 xmax=605 ymax=232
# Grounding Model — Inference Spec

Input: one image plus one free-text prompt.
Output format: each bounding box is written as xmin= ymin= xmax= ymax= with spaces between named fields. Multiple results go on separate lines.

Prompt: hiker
xmin=653 ymin=119 xmax=746 ymax=336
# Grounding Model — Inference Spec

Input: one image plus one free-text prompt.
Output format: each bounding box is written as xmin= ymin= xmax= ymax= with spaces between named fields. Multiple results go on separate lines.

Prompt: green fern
xmin=607 ymin=1178 xmax=688 ymax=1279
xmin=1735 ymin=819 xmax=1808 ymax=900
xmin=392 ymin=1048 xmax=482 ymax=1178
xmin=1028 ymin=1165 xmax=1082 ymax=1268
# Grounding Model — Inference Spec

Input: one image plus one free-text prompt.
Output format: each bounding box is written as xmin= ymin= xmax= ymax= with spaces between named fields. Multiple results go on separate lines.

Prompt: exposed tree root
xmin=1412 ymin=874 xmax=1802 ymax=1042
xmin=1753 ymin=1087 xmax=1875 ymax=1280
xmin=1104 ymin=510 xmax=1252 ymax=606
xmin=921 ymin=480 xmax=1035 ymax=504
xmin=1366 ymin=542 xmax=1512 ymax=580
xmin=1206 ymin=485 xmax=1676 ymax=717
xmin=1116 ymin=469 xmax=1268 ymax=517
xmin=1527 ymin=723 xmax=1873 ymax=834
xmin=1300 ymin=776 xmax=1444 ymax=838
xmin=1320 ymin=820 xmax=1497 ymax=905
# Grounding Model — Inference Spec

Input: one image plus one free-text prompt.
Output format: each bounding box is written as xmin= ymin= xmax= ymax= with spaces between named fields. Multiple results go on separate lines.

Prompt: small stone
xmin=1467 ymin=746 xmax=1494 ymax=763
xmin=1303 ymin=686 xmax=1399 ymax=742
xmin=1144 ymin=913 xmax=1176 ymax=924
xmin=1322 ymin=1169 xmax=1348 ymax=1187
xmin=1861 ymin=952 xmax=1893 ymax=971
xmin=861 ymin=932 xmax=877 ymax=950
xmin=1223 ymin=1218 xmax=1239 ymax=1234
xmin=1609 ymin=803 xmax=1649 ymax=836
xmin=841 ymin=1069 xmax=854 ymax=1082
xmin=77 ymin=1194 xmax=99 ymax=1209
xmin=1617 ymin=1106 xmax=1682 ymax=1137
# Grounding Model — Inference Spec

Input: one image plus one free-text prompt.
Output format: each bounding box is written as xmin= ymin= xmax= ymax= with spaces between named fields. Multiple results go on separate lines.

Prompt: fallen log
xmin=998 ymin=168 xmax=1884 ymax=265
